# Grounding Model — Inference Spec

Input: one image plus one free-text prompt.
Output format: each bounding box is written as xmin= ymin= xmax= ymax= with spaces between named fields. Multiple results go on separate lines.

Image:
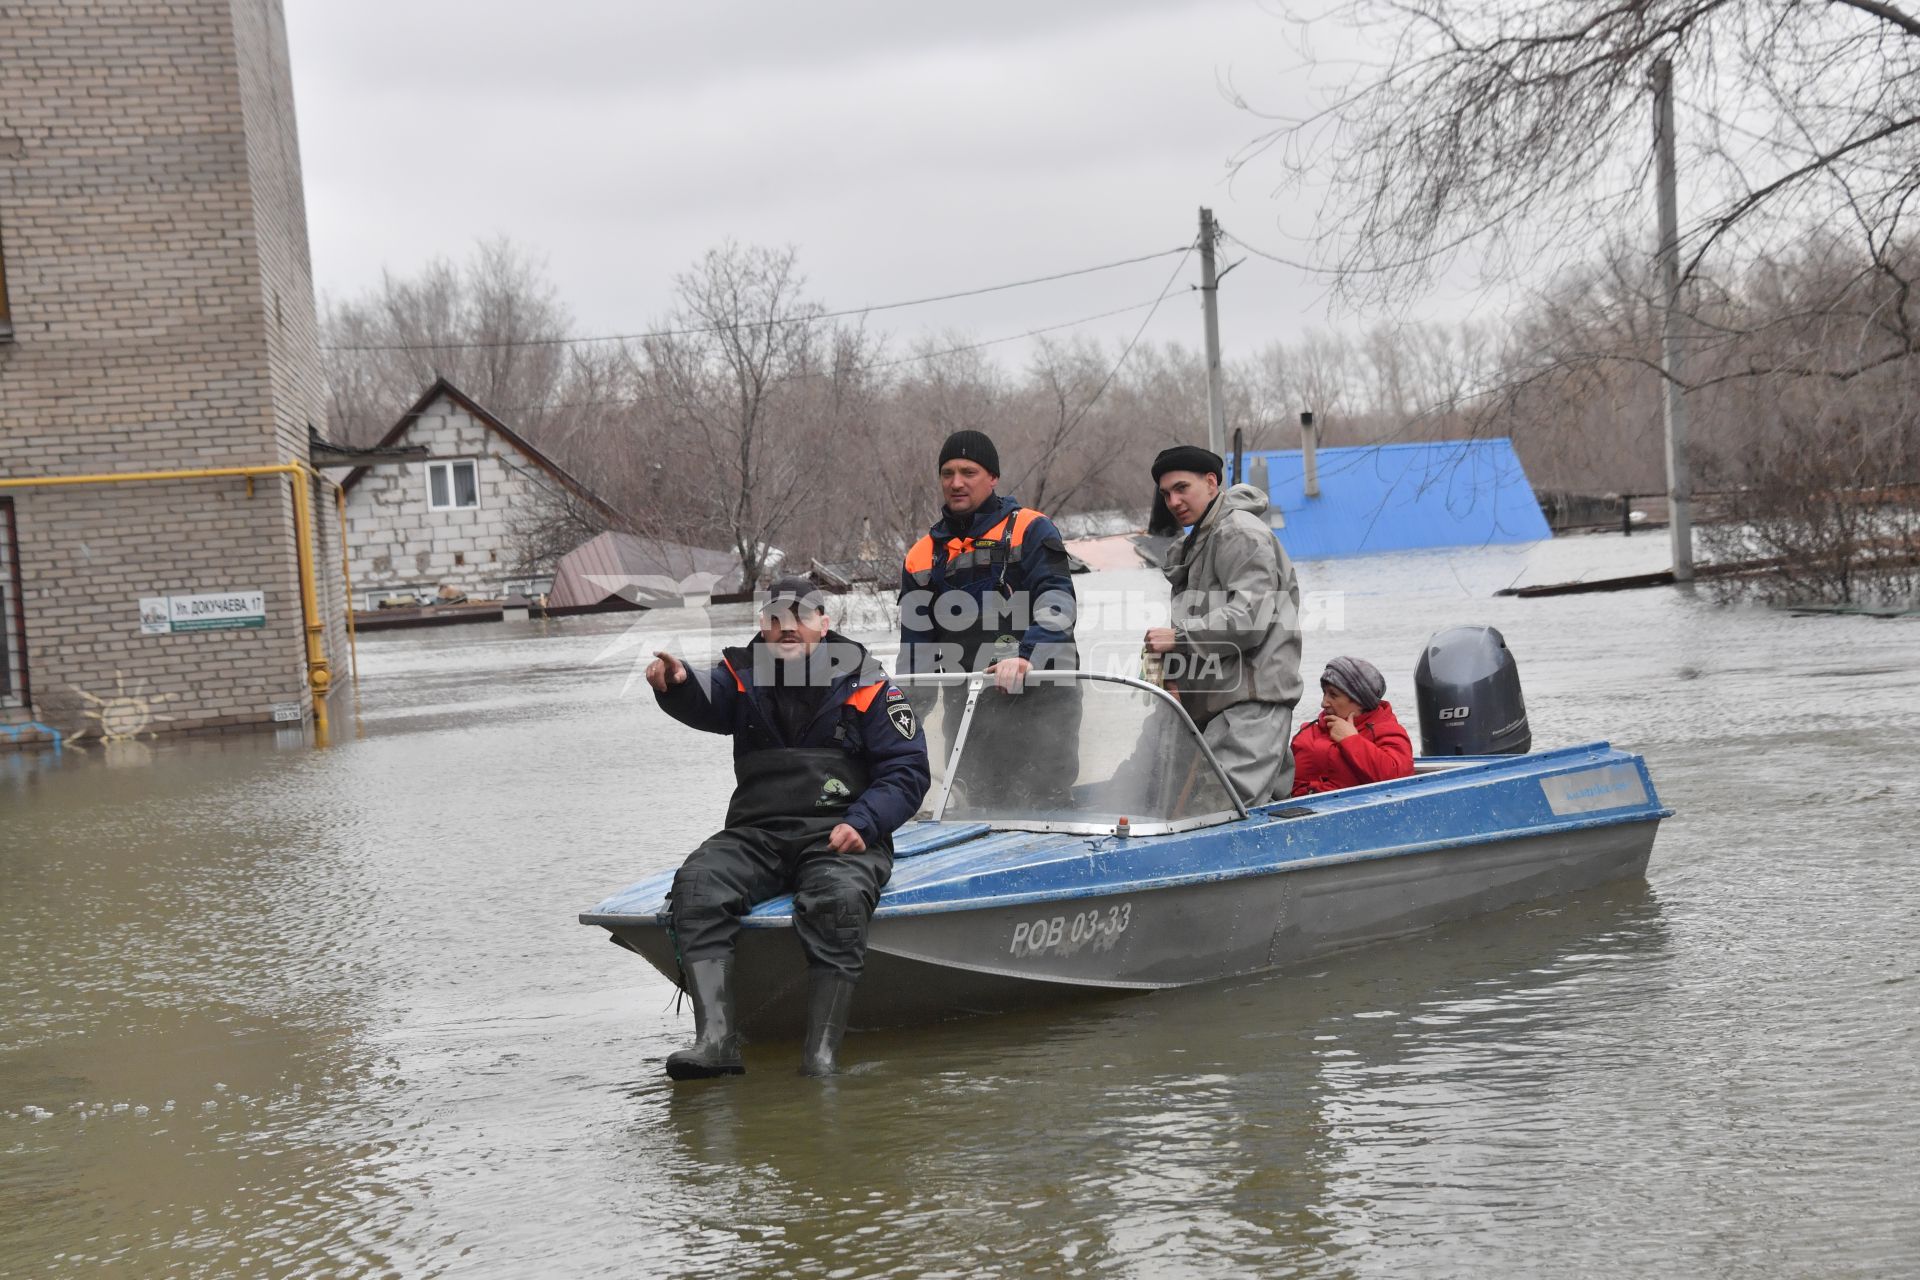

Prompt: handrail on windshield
xmin=891 ymin=669 xmax=1249 ymax=826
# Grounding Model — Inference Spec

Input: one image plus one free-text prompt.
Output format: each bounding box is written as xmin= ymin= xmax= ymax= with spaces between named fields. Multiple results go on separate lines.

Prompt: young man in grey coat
xmin=1143 ymin=445 xmax=1304 ymax=804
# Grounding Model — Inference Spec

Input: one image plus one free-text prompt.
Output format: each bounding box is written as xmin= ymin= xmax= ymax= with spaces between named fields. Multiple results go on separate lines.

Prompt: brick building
xmin=0 ymin=0 xmax=349 ymax=745
xmin=335 ymin=378 xmax=621 ymax=608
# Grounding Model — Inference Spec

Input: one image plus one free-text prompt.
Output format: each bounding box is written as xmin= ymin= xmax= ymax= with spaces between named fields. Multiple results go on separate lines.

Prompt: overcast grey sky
xmin=284 ymin=0 xmax=1422 ymax=364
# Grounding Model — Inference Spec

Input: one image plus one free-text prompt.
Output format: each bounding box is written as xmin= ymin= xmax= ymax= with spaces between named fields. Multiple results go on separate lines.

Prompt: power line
xmin=322 ymin=245 xmax=1196 ymax=354
xmin=543 ymin=295 xmax=1179 ymax=411
xmin=1219 ymin=227 xmax=1327 ymax=272
xmin=1222 ymin=225 xmax=1504 ymax=279
xmin=1052 ymin=239 xmax=1200 ymax=443
xmin=866 ymin=295 xmax=1175 ymax=372
xmin=328 ymin=292 xmax=1182 ymax=423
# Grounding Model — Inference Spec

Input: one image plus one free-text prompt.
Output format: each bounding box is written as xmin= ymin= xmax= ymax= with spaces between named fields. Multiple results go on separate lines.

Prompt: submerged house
xmin=546 ymin=531 xmax=746 ymax=610
xmin=334 ymin=378 xmax=622 ymax=608
xmin=1232 ymin=438 xmax=1552 ymax=560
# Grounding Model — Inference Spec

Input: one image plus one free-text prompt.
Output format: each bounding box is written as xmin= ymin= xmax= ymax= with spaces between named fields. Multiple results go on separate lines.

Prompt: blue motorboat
xmin=582 ymin=671 xmax=1671 ymax=1039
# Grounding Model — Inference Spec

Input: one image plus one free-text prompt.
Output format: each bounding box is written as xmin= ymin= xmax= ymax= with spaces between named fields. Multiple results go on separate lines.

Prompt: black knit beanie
xmin=938 ymin=430 xmax=1000 ymax=477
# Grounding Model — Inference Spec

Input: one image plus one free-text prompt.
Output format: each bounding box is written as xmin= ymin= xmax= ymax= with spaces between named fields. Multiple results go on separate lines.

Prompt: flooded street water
xmin=4 ymin=533 xmax=1917 ymax=1277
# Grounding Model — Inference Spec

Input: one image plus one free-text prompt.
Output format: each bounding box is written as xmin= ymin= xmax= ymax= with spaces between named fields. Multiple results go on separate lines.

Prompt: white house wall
xmin=342 ymin=397 xmax=566 ymax=604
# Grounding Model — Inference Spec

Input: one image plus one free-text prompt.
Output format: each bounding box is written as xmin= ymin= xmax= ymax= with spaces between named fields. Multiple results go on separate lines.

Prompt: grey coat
xmin=1161 ymin=484 xmax=1303 ymax=725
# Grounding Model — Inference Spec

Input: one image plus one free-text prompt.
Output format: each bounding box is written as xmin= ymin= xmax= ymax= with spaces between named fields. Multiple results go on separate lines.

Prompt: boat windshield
xmin=895 ymin=671 xmax=1245 ymax=834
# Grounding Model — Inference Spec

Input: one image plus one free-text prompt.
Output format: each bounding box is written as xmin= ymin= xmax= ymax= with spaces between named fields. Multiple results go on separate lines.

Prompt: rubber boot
xmin=665 ymin=957 xmax=745 ymax=1081
xmin=798 ymin=971 xmax=857 ymax=1077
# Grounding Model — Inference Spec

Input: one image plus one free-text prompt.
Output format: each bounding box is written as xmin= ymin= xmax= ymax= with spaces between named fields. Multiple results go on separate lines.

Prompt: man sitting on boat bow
xmin=645 ymin=577 xmax=931 ymax=1079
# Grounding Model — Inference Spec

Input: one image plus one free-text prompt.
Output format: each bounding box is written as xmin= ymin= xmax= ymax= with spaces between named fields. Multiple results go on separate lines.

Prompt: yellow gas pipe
xmin=332 ymin=482 xmax=360 ymax=683
xmin=0 ymin=462 xmax=347 ymax=740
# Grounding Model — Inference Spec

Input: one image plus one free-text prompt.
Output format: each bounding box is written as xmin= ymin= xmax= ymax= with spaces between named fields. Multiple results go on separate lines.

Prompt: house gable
xmin=340 ymin=377 xmax=619 ymax=522
xmin=338 ymin=379 xmax=620 ymax=606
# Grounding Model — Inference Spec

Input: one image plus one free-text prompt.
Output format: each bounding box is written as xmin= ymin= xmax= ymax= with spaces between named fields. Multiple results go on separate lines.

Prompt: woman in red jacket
xmin=1290 ymin=656 xmax=1415 ymax=796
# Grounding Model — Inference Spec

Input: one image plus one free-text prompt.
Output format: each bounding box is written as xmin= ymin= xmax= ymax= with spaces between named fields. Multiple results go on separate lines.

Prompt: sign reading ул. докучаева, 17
xmin=138 ymin=590 xmax=266 ymax=635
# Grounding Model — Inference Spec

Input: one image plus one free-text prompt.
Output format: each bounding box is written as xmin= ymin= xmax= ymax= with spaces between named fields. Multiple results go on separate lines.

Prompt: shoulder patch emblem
xmin=885 ymin=685 xmax=907 ymax=701
xmin=887 ymin=700 xmax=918 ymax=740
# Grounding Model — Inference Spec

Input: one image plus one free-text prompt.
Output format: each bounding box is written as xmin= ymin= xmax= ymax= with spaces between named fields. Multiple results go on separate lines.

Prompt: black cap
xmin=938 ymin=429 xmax=1000 ymax=477
xmin=761 ymin=575 xmax=825 ymax=616
xmin=1151 ymin=444 xmax=1225 ymax=482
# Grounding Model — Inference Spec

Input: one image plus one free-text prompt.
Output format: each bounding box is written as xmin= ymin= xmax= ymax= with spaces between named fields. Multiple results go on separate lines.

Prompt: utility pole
xmin=1651 ymin=57 xmax=1694 ymax=581
xmin=1199 ymin=207 xmax=1228 ymax=458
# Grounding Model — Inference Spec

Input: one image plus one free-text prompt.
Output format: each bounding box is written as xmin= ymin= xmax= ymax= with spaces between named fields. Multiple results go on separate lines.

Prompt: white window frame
xmin=426 ymin=460 xmax=480 ymax=512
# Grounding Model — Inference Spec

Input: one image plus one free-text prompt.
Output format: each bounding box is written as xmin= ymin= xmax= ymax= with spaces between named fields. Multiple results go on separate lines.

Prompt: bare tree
xmin=1699 ymin=404 xmax=1920 ymax=606
xmin=1123 ymin=342 xmax=1239 ymax=453
xmin=638 ymin=243 xmax=840 ymax=586
xmin=1225 ymin=4 xmax=1920 ymax=599
xmin=1014 ymin=335 xmax=1120 ymax=513
xmin=1240 ymin=0 xmax=1920 ymax=380
xmin=320 ymin=238 xmax=571 ymax=443
xmin=872 ymin=340 xmax=1011 ymax=550
xmin=1251 ymin=5 xmax=1912 ymax=301
xmin=1256 ymin=329 xmax=1355 ymax=441
xmin=504 ymin=480 xmax=620 ymax=586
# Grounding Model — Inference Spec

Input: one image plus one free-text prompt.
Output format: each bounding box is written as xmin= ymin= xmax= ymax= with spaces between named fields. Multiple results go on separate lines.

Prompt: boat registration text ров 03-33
xmin=1009 ymin=902 xmax=1134 ymax=958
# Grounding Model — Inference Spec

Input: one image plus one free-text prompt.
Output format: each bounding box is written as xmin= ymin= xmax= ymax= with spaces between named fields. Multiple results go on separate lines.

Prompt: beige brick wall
xmin=0 ymin=0 xmax=345 ymax=744
xmin=229 ymin=0 xmax=327 ymax=465
xmin=343 ymin=396 xmax=570 ymax=603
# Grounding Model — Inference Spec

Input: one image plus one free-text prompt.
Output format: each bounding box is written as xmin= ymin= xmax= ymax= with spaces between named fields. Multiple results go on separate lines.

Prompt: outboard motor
xmin=1414 ymin=625 xmax=1530 ymax=755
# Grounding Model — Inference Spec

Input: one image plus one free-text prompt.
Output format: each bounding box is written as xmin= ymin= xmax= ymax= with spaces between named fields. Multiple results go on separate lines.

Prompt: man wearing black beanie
xmin=937 ymin=429 xmax=1000 ymax=478
xmin=898 ymin=429 xmax=1081 ymax=804
xmin=899 ymin=430 xmax=1075 ymax=681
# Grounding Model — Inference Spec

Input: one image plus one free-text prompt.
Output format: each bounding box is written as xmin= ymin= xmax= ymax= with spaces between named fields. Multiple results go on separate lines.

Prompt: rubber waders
xmin=665 ymin=957 xmax=745 ymax=1080
xmin=799 ymin=970 xmax=857 ymax=1077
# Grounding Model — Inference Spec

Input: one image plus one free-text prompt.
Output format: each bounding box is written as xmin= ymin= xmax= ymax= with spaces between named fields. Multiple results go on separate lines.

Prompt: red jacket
xmin=1290 ymin=700 xmax=1415 ymax=796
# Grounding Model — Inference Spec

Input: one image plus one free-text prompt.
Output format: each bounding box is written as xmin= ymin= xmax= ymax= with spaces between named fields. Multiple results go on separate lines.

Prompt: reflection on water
xmin=638 ymin=886 xmax=1675 ymax=1277
xmin=4 ymin=535 xmax=1918 ymax=1276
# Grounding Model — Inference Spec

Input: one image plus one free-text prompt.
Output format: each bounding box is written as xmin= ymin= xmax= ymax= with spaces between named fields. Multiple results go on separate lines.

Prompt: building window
xmin=427 ymin=460 xmax=479 ymax=511
xmin=0 ymin=214 xmax=13 ymax=342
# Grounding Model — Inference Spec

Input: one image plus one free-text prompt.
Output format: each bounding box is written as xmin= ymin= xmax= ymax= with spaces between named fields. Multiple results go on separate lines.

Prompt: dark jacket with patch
xmin=655 ymin=633 xmax=931 ymax=844
xmin=897 ymin=491 xmax=1078 ymax=673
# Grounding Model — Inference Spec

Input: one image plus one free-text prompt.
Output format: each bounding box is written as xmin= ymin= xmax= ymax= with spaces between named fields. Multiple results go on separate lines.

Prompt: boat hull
xmin=600 ymin=812 xmax=1659 ymax=1040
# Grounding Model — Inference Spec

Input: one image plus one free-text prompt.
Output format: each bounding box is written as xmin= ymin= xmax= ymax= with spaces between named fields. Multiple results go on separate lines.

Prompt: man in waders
xmin=896 ymin=430 xmax=1080 ymax=811
xmin=1143 ymin=444 xmax=1303 ymax=805
xmin=645 ymin=577 xmax=930 ymax=1079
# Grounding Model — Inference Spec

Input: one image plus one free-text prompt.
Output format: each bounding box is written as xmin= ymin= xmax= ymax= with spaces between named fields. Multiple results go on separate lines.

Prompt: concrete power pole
xmin=1651 ymin=57 xmax=1694 ymax=581
xmin=1199 ymin=207 xmax=1228 ymax=458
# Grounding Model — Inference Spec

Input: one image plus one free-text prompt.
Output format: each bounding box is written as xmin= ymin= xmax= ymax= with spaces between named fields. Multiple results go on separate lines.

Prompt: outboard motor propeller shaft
xmin=1415 ymin=625 xmax=1530 ymax=755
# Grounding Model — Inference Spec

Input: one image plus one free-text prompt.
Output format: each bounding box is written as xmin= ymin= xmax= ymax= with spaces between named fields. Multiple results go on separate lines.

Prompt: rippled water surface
xmin=4 ymin=535 xmax=1917 ymax=1277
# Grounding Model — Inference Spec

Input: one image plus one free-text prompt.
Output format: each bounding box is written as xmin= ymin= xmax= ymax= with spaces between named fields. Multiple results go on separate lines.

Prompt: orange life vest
xmin=902 ymin=507 xmax=1043 ymax=586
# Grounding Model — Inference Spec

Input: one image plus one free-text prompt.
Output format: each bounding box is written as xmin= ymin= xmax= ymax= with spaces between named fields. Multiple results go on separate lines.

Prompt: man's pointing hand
xmin=645 ymin=651 xmax=688 ymax=693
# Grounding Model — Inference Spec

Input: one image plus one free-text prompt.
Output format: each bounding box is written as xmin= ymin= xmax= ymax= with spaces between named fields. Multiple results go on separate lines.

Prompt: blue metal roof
xmin=1229 ymin=438 xmax=1552 ymax=560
